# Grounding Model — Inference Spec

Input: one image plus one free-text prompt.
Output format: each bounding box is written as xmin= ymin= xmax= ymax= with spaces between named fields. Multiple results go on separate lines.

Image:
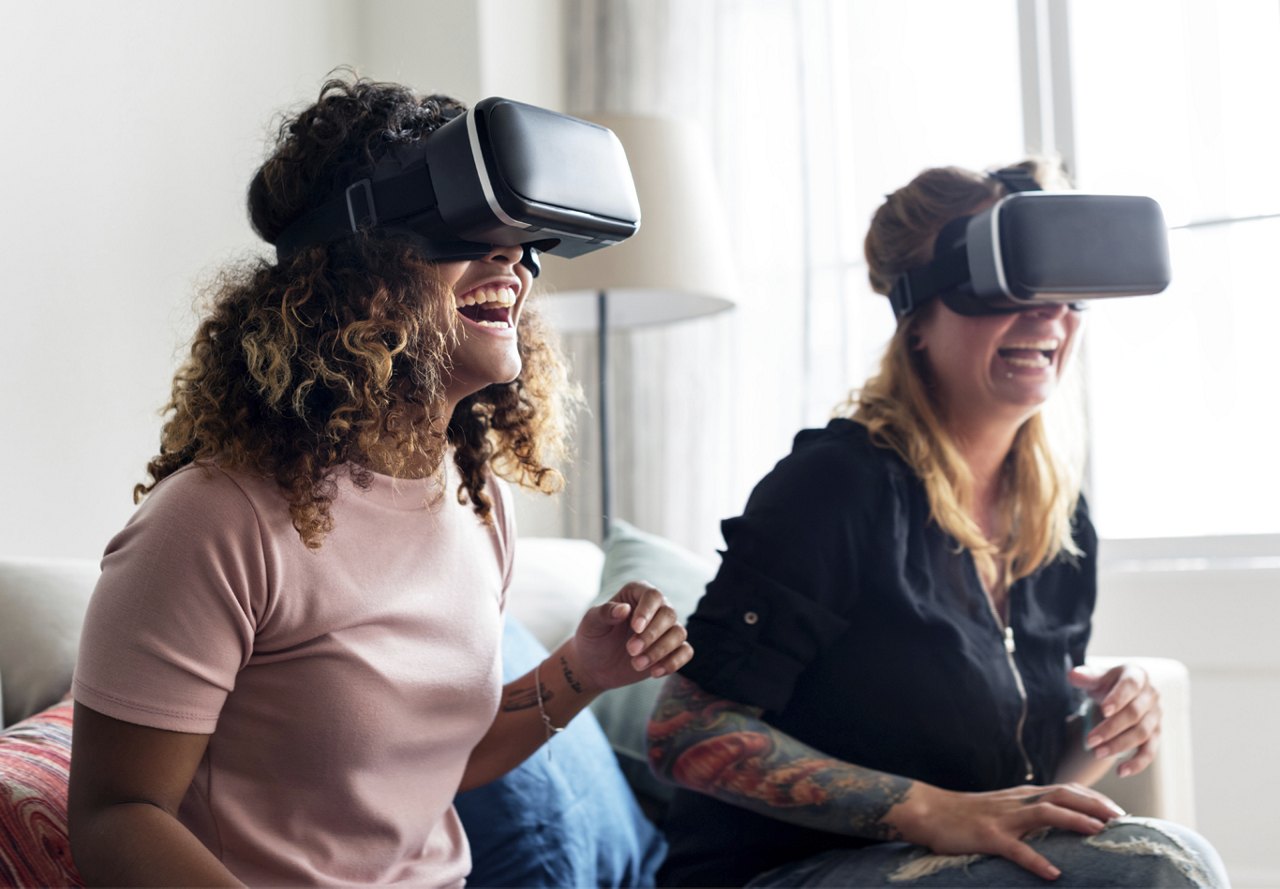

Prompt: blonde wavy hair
xmin=841 ymin=159 xmax=1085 ymax=586
xmin=136 ymin=74 xmax=581 ymax=548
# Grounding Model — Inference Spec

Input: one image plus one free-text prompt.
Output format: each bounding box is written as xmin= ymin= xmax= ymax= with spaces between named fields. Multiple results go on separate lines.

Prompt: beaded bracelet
xmin=535 ymin=659 xmax=566 ymax=755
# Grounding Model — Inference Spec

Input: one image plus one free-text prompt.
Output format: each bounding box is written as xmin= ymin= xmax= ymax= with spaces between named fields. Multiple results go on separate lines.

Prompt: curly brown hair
xmin=136 ymin=72 xmax=581 ymax=547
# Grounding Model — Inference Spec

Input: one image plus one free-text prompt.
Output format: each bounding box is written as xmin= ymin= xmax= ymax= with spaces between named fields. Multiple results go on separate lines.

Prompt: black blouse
xmin=661 ymin=419 xmax=1097 ymax=887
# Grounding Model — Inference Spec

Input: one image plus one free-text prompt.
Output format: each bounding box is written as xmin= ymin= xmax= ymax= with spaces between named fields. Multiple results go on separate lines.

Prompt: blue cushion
xmin=455 ymin=617 xmax=667 ymax=888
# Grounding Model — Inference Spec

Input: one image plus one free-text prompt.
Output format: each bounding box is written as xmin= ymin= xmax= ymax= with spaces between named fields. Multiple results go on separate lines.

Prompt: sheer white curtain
xmin=546 ymin=0 xmax=807 ymax=558
xmin=541 ymin=0 xmax=1024 ymax=557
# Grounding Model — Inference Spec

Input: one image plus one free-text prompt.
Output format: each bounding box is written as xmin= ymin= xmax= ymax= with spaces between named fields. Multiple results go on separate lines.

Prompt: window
xmin=803 ymin=0 xmax=1280 ymax=541
xmin=1066 ymin=0 xmax=1280 ymax=538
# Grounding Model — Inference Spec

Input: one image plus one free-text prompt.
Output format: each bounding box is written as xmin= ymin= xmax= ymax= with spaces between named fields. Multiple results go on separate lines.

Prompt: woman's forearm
xmin=463 ymin=586 xmax=692 ymax=791
xmin=459 ymin=639 xmax=600 ymax=791
xmin=648 ymin=674 xmax=919 ymax=841
xmin=73 ymin=802 xmax=243 ymax=887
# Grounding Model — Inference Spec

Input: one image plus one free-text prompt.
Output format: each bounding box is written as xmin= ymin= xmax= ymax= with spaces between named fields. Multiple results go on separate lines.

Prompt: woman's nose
xmin=483 ymin=243 xmax=523 ymax=266
xmin=1027 ymin=301 xmax=1069 ymax=319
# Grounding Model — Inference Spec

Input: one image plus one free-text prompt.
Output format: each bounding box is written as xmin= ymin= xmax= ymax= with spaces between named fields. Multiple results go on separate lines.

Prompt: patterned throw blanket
xmin=0 ymin=698 xmax=83 ymax=888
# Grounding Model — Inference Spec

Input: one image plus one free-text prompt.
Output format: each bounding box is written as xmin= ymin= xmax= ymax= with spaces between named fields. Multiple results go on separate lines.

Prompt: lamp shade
xmin=538 ymin=113 xmax=737 ymax=332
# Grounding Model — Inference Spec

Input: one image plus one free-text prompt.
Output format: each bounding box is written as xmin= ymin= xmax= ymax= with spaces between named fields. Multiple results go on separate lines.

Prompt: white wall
xmin=0 ymin=0 xmax=562 ymax=560
xmin=0 ymin=0 xmax=356 ymax=559
xmin=359 ymin=0 xmax=484 ymax=101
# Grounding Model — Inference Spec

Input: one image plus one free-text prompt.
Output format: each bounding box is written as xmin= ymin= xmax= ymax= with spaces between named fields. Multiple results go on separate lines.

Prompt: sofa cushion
xmin=505 ymin=538 xmax=604 ymax=652
xmin=0 ymin=697 xmax=83 ymax=887
xmin=589 ymin=520 xmax=716 ymax=810
xmin=0 ymin=557 xmax=99 ymax=727
xmin=454 ymin=616 xmax=666 ymax=888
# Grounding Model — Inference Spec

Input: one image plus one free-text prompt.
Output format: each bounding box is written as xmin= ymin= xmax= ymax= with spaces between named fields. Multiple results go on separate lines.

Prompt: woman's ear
xmin=908 ymin=324 xmax=926 ymax=352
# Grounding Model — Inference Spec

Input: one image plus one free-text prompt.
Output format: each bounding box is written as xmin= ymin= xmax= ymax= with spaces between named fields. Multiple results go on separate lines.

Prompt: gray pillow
xmin=0 ymin=557 xmax=99 ymax=726
xmin=589 ymin=520 xmax=716 ymax=808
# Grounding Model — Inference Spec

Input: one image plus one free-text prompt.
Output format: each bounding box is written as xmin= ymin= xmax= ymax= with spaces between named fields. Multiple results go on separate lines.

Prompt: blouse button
xmin=743 ymin=611 xmax=759 ymax=625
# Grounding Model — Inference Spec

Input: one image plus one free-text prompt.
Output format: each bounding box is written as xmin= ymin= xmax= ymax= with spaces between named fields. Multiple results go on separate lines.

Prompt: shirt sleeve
xmin=679 ymin=429 xmax=876 ymax=713
xmin=73 ymin=466 xmax=270 ymax=734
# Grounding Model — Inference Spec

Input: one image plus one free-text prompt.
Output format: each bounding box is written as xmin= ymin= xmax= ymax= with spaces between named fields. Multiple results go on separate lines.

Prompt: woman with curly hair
xmin=648 ymin=161 xmax=1227 ymax=887
xmin=66 ymin=74 xmax=691 ymax=887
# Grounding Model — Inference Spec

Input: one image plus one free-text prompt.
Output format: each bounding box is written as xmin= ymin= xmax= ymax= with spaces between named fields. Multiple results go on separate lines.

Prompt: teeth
xmin=473 ymin=319 xmax=511 ymax=329
xmin=455 ymin=286 xmax=516 ymax=309
xmin=1001 ymin=338 xmax=1059 ymax=351
xmin=1004 ymin=353 xmax=1050 ymax=368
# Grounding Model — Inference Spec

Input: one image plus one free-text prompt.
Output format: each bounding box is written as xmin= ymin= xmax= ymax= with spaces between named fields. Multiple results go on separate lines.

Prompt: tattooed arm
xmin=648 ymin=673 xmax=914 ymax=839
xmin=648 ymin=674 xmax=1129 ymax=881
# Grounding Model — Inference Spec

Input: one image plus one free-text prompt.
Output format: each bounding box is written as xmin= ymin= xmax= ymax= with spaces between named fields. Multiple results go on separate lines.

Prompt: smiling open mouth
xmin=997 ymin=338 xmax=1060 ymax=369
xmin=455 ymin=286 xmax=517 ymax=329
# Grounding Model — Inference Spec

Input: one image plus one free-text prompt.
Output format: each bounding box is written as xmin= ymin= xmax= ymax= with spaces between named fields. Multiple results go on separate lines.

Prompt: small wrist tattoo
xmin=503 ymin=686 xmax=540 ymax=713
xmin=559 ymin=655 xmax=584 ymax=694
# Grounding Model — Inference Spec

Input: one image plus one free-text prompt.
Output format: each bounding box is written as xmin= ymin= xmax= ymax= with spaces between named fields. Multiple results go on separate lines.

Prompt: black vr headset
xmin=888 ymin=168 xmax=1172 ymax=318
xmin=269 ymin=97 xmax=642 ymax=277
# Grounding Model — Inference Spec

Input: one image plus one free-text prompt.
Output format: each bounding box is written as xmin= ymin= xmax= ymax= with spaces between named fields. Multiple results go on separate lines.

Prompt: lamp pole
xmin=597 ymin=289 xmax=612 ymax=542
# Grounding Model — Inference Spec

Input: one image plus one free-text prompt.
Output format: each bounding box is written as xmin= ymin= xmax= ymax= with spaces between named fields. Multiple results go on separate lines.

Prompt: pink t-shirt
xmin=73 ymin=461 xmax=514 ymax=887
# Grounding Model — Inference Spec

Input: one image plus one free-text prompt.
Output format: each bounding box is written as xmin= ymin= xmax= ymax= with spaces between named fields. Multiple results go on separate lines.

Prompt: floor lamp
xmin=539 ymin=114 xmax=737 ymax=541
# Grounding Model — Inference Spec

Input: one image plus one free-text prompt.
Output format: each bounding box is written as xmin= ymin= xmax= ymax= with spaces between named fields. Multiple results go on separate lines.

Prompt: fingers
xmin=1091 ymin=704 xmax=1160 ymax=759
xmin=921 ymin=784 xmax=1125 ymax=883
xmin=633 ymin=628 xmax=693 ymax=677
xmin=1018 ymin=799 xmax=1108 ymax=836
xmin=1066 ymin=665 xmax=1105 ymax=691
xmin=1117 ymin=732 xmax=1161 ymax=777
xmin=1030 ymin=783 xmax=1125 ymax=822
xmin=625 ymin=604 xmax=690 ymax=677
xmin=611 ymin=582 xmax=693 ymax=678
xmin=611 ymin=581 xmax=663 ymax=632
xmin=1087 ymin=683 xmax=1160 ymax=758
xmin=1097 ymin=663 xmax=1149 ymax=720
xmin=998 ymin=784 xmax=1125 ymax=881
xmin=587 ymin=580 xmax=655 ymax=631
xmin=994 ymin=838 xmax=1062 ymax=882
xmin=1116 ymin=716 xmax=1167 ymax=777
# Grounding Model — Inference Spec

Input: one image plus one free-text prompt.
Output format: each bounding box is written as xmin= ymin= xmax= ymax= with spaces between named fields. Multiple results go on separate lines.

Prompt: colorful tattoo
xmin=649 ymin=675 xmax=911 ymax=841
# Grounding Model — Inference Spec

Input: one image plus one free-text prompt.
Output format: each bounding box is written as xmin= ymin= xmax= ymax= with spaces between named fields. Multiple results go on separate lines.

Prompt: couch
xmin=0 ymin=522 xmax=1196 ymax=886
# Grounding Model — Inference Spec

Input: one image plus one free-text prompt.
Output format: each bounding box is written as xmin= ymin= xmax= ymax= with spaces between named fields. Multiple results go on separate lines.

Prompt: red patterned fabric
xmin=0 ymin=698 xmax=83 ymax=888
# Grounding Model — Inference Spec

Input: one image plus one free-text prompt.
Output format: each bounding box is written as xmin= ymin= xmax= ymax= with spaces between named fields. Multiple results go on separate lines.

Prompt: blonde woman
xmin=648 ymin=162 xmax=1226 ymax=887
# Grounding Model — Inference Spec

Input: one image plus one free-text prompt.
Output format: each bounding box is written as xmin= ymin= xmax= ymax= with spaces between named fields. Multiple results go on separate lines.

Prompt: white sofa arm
xmin=1086 ymin=655 xmax=1195 ymax=828
xmin=0 ymin=556 xmax=100 ymax=727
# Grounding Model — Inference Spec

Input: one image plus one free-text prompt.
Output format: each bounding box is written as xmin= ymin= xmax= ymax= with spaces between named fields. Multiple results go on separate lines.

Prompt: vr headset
xmin=270 ymin=97 xmax=642 ymax=276
xmin=888 ymin=169 xmax=1172 ymax=317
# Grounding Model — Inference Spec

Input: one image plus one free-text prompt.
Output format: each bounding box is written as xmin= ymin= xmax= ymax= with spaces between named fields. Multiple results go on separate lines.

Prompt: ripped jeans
xmin=746 ymin=817 xmax=1230 ymax=888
